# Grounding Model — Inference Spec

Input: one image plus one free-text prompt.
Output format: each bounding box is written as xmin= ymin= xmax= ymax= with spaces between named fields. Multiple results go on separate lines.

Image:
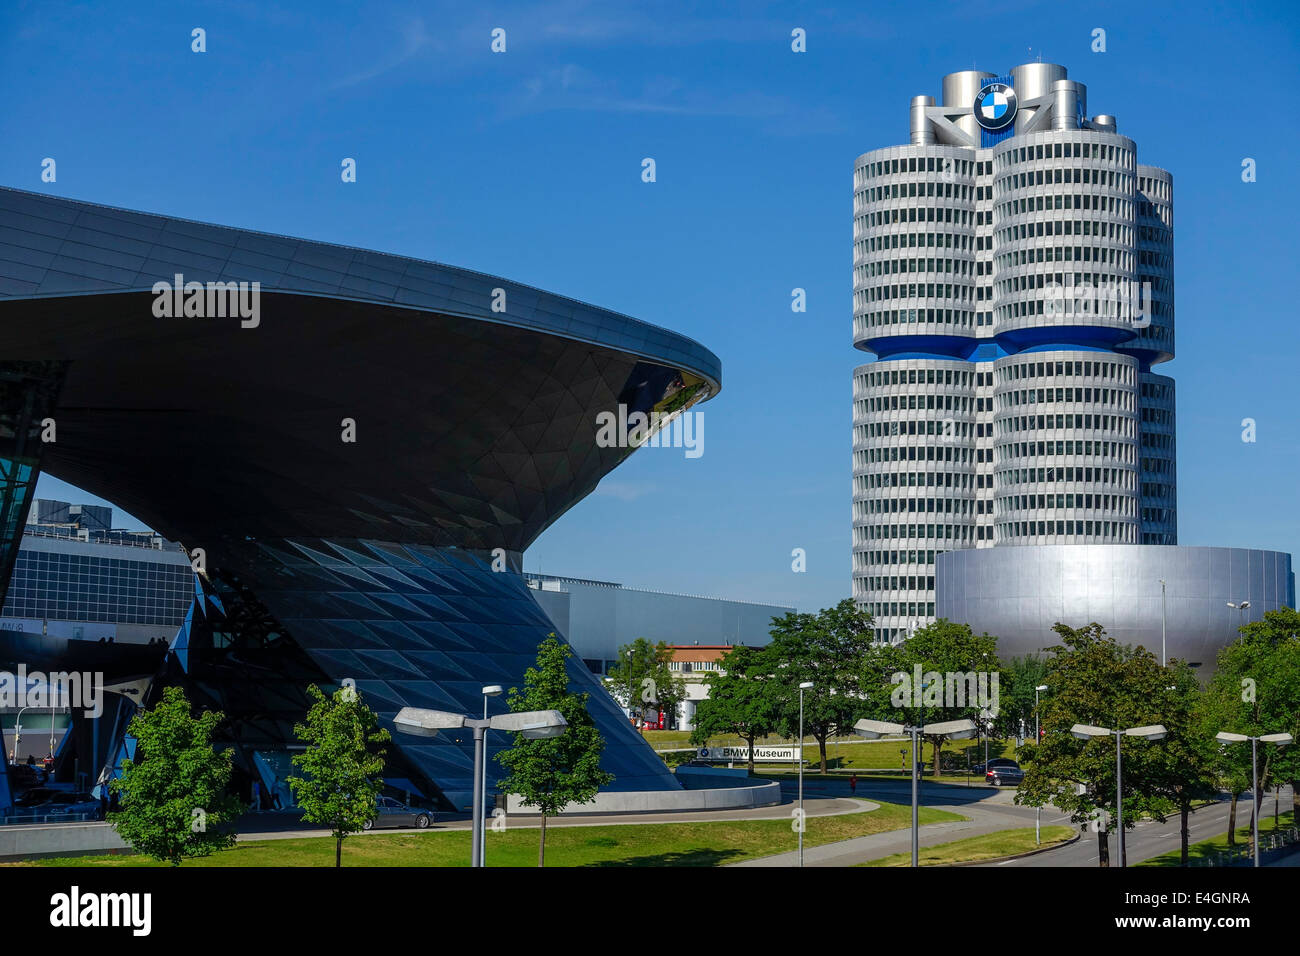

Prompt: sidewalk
xmin=730 ymin=800 xmax=1021 ymax=867
xmin=731 ymin=779 xmax=1068 ymax=867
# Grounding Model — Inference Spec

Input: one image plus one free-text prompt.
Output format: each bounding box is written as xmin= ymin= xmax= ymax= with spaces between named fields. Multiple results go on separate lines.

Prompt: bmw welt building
xmin=0 ymin=186 xmax=719 ymax=810
xmin=851 ymin=63 xmax=1293 ymax=661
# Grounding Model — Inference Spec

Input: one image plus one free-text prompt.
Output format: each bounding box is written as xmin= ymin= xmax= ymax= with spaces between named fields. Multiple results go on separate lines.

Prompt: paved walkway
xmin=732 ymin=781 xmax=1063 ymax=867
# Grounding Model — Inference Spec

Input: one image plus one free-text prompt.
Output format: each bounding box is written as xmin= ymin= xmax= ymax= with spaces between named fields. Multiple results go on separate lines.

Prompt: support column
xmin=0 ymin=361 xmax=67 ymax=608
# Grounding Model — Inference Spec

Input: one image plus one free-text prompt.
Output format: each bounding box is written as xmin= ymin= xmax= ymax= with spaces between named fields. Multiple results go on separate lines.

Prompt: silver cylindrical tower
xmin=941 ymin=70 xmax=995 ymax=141
xmin=1051 ymin=80 xmax=1081 ymax=130
xmin=911 ymin=95 xmax=935 ymax=145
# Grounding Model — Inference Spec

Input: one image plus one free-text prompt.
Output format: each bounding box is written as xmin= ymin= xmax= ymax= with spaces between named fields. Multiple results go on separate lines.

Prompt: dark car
xmin=362 ymin=796 xmax=432 ymax=830
xmin=986 ymin=764 xmax=1025 ymax=787
xmin=13 ymin=787 xmax=60 ymax=808
xmin=972 ymin=757 xmax=1019 ymax=775
xmin=40 ymin=793 xmax=100 ymax=818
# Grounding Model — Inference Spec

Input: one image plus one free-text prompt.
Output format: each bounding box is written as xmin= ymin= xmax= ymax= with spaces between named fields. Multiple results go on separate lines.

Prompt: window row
xmin=998 ymin=463 xmax=1134 ymax=485
xmin=858 ymin=256 xmax=975 ymax=279
xmin=856 ymin=548 xmax=941 ymax=567
xmin=1000 ymin=438 xmax=1136 ymax=464
xmin=998 ymin=493 xmax=1134 ymax=515
xmin=997 ymin=213 xmax=1132 ymax=245
xmin=855 ymin=307 xmax=976 ymax=329
xmin=995 ymin=140 xmax=1133 ymax=169
xmin=999 ymin=520 xmax=1136 ymax=541
xmin=865 ymin=602 xmax=937 ymax=620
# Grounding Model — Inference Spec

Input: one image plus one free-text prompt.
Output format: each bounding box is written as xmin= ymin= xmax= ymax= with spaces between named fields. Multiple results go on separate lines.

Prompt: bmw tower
xmin=852 ymin=62 xmax=1177 ymax=644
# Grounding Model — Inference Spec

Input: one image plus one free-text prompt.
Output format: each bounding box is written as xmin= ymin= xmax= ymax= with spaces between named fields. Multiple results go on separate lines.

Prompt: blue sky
xmin=4 ymin=0 xmax=1298 ymax=613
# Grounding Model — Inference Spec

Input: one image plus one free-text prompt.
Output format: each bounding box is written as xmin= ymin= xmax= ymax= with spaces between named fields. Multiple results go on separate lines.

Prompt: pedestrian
xmin=849 ymin=772 xmax=858 ymax=795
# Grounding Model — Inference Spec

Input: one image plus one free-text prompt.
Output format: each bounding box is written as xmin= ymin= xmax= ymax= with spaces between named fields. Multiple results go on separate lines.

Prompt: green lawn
xmin=1137 ymin=809 xmax=1296 ymax=867
xmin=22 ymin=801 xmax=965 ymax=868
xmin=861 ymin=825 xmax=1074 ymax=867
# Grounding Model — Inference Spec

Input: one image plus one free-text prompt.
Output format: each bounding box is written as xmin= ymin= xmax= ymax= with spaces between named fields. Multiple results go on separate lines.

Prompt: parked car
xmin=40 ymin=793 xmax=100 ymax=818
xmin=13 ymin=787 xmax=60 ymax=808
xmin=362 ymin=796 xmax=432 ymax=830
xmin=986 ymin=764 xmax=1025 ymax=787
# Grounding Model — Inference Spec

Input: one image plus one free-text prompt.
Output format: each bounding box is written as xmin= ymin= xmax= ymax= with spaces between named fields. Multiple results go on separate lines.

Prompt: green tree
xmin=287 ymin=683 xmax=391 ymax=867
xmin=605 ymin=637 xmax=687 ymax=728
xmin=890 ymin=619 xmax=1000 ymax=777
xmin=1201 ymin=607 xmax=1300 ymax=842
xmin=995 ymin=655 xmax=1050 ymax=741
xmin=108 ymin=686 xmax=242 ymax=866
xmin=497 ymin=635 xmax=614 ymax=866
xmin=1014 ymin=623 xmax=1169 ymax=867
xmin=767 ymin=600 xmax=876 ymax=772
xmin=689 ymin=645 xmax=781 ymax=773
xmin=1149 ymin=661 xmax=1218 ymax=865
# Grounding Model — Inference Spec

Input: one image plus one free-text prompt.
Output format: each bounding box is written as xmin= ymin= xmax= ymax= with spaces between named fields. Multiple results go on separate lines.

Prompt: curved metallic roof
xmin=0 ymin=188 xmax=719 ymax=555
xmin=0 ymin=187 xmax=720 ymax=390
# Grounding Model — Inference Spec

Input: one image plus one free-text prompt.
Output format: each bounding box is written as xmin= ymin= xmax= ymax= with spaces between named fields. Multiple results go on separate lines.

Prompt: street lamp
xmin=1034 ymin=684 xmax=1048 ymax=844
xmin=797 ymin=681 xmax=814 ymax=868
xmin=855 ymin=717 xmax=976 ymax=867
xmin=394 ymin=705 xmax=567 ymax=867
xmin=979 ymin=705 xmax=992 ymax=773
xmin=478 ymin=684 xmax=503 ymax=867
xmin=1226 ymin=600 xmax=1250 ymax=633
xmin=1214 ymin=731 xmax=1293 ymax=867
xmin=1071 ymin=723 xmax=1167 ymax=867
xmin=12 ymin=704 xmax=31 ymax=765
xmin=626 ymin=648 xmax=636 ymax=727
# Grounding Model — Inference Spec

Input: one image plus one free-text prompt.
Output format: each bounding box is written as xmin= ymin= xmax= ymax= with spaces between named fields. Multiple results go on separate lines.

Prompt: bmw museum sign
xmin=973 ymin=82 xmax=1017 ymax=130
xmin=697 ymin=746 xmax=803 ymax=762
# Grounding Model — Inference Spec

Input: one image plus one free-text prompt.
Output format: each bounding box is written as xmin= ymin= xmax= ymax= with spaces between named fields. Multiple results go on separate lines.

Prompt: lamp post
xmin=625 ymin=648 xmax=635 ymax=726
xmin=478 ymin=684 xmax=503 ymax=867
xmin=1226 ymin=600 xmax=1250 ymax=633
xmin=1071 ymin=723 xmax=1167 ymax=867
xmin=12 ymin=704 xmax=31 ymax=765
xmin=1034 ymin=684 xmax=1048 ymax=844
xmin=797 ymin=681 xmax=813 ymax=867
xmin=1214 ymin=731 xmax=1293 ymax=866
xmin=979 ymin=706 xmax=992 ymax=774
xmin=856 ymin=717 xmax=976 ymax=866
xmin=394 ymin=705 xmax=567 ymax=867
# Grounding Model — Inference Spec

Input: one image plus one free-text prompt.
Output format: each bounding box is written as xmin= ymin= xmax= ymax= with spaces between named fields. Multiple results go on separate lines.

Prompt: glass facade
xmin=0 ymin=361 xmax=67 ymax=608
xmin=1 ymin=544 xmax=192 ymax=627
xmin=165 ymin=538 xmax=681 ymax=811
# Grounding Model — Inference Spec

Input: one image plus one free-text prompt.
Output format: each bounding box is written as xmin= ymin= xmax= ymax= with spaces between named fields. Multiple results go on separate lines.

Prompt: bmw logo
xmin=973 ymin=82 xmax=1017 ymax=131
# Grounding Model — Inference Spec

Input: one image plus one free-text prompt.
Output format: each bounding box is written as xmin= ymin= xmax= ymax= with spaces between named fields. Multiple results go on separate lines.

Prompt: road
xmin=742 ymin=776 xmax=1295 ymax=867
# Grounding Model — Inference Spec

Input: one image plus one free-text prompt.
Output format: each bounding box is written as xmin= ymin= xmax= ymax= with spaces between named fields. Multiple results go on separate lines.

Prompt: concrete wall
xmin=0 ymin=821 xmax=128 ymax=860
xmin=505 ymin=768 xmax=780 ymax=815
